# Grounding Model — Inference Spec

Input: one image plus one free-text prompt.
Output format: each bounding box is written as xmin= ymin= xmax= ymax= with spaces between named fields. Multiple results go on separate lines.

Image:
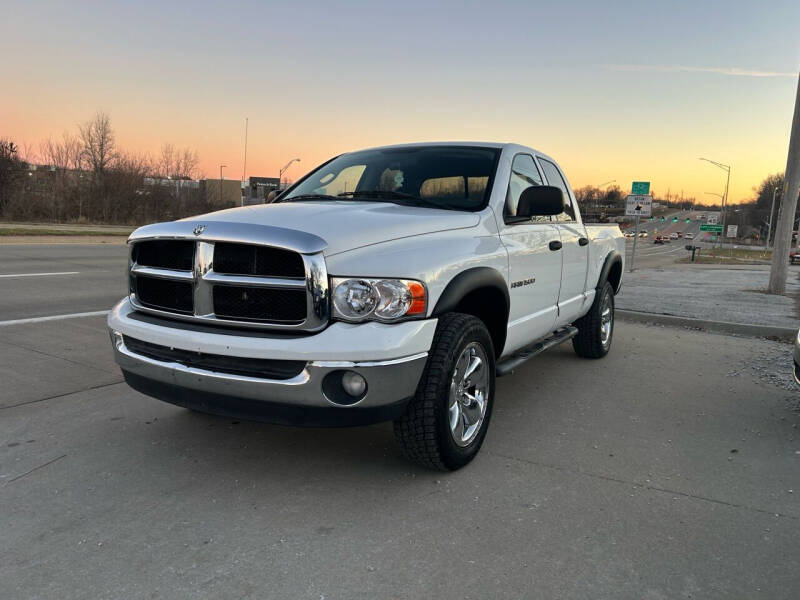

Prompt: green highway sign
xmin=632 ymin=181 xmax=650 ymax=195
xmin=700 ymin=224 xmax=723 ymax=233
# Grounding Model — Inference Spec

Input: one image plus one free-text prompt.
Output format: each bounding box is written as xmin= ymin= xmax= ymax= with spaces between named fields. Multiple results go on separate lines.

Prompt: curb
xmin=616 ymin=309 xmax=796 ymax=342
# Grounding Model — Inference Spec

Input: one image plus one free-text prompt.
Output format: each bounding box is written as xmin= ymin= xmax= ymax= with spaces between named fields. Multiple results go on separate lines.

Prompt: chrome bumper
xmin=108 ymin=297 xmax=436 ymax=424
xmin=112 ymin=333 xmax=427 ymax=410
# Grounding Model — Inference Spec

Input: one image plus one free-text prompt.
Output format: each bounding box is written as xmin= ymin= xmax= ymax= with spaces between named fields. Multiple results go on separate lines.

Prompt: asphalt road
xmin=0 ymin=244 xmax=127 ymax=320
xmin=2 ymin=244 xmax=800 ymax=599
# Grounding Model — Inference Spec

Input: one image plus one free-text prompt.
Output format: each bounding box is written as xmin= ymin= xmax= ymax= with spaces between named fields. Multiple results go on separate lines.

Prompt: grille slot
xmin=213 ymin=242 xmax=305 ymax=278
xmin=135 ymin=276 xmax=194 ymax=314
xmin=213 ymin=285 xmax=307 ymax=323
xmin=123 ymin=336 xmax=305 ymax=380
xmin=133 ymin=240 xmax=195 ymax=271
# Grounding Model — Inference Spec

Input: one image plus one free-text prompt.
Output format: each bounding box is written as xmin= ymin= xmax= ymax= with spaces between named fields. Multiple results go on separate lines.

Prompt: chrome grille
xmin=128 ymin=234 xmax=329 ymax=331
xmin=133 ymin=240 xmax=195 ymax=271
xmin=213 ymin=242 xmax=305 ymax=278
xmin=135 ymin=276 xmax=194 ymax=314
xmin=213 ymin=285 xmax=307 ymax=323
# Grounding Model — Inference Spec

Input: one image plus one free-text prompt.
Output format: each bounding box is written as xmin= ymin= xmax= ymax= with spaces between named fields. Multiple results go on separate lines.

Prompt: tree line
xmin=0 ymin=112 xmax=220 ymax=225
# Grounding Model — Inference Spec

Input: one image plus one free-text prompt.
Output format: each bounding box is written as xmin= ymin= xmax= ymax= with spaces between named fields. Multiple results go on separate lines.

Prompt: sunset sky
xmin=3 ymin=0 xmax=799 ymax=204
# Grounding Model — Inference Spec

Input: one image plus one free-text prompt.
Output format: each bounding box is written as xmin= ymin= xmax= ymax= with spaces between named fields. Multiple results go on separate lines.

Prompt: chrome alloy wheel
xmin=448 ymin=342 xmax=489 ymax=447
xmin=600 ymin=290 xmax=613 ymax=348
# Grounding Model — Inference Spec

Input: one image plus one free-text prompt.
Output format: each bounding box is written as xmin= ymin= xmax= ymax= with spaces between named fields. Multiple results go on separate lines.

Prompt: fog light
xmin=341 ymin=371 xmax=367 ymax=397
xmin=111 ymin=330 xmax=124 ymax=349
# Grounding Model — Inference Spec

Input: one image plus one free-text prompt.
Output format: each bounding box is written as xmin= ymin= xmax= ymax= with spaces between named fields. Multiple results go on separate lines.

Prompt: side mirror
xmin=517 ymin=185 xmax=564 ymax=218
xmin=266 ymin=190 xmax=279 ymax=203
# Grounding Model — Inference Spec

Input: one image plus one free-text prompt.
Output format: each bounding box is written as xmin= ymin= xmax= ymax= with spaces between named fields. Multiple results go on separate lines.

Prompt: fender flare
xmin=432 ymin=267 xmax=510 ymax=317
xmin=597 ymin=251 xmax=623 ymax=293
xmin=431 ymin=267 xmax=510 ymax=355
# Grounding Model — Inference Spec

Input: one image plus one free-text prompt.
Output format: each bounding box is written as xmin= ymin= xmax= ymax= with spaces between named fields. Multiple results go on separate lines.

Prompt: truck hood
xmin=183 ymin=201 xmax=481 ymax=256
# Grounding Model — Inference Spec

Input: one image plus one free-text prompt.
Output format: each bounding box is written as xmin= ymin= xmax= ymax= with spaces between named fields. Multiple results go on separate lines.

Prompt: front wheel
xmin=572 ymin=280 xmax=615 ymax=359
xmin=393 ymin=313 xmax=495 ymax=471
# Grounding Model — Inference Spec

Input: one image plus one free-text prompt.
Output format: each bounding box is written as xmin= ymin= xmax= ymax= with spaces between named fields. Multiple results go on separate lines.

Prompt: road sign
xmin=631 ymin=181 xmax=650 ymax=195
xmin=726 ymin=224 xmax=738 ymax=238
xmin=700 ymin=224 xmax=723 ymax=233
xmin=625 ymin=194 xmax=652 ymax=217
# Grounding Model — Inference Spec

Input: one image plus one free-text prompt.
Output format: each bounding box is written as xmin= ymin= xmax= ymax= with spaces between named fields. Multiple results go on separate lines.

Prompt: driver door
xmin=499 ymin=154 xmax=563 ymax=355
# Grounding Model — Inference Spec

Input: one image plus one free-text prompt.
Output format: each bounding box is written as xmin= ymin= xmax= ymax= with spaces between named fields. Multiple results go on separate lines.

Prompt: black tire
xmin=572 ymin=280 xmax=615 ymax=359
xmin=393 ymin=313 xmax=495 ymax=471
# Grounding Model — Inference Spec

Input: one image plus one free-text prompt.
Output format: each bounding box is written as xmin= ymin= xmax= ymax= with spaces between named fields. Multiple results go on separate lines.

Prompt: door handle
xmin=549 ymin=240 xmax=562 ymax=251
xmin=578 ymin=237 xmax=589 ymax=246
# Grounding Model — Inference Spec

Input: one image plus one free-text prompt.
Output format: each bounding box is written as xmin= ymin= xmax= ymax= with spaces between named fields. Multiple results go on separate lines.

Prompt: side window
xmin=505 ymin=154 xmax=545 ymax=222
xmin=538 ymin=158 xmax=575 ymax=222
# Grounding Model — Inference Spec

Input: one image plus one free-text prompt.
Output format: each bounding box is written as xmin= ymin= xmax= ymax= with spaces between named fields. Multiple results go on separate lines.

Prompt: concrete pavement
xmin=1 ymin=244 xmax=799 ymax=598
xmin=2 ymin=318 xmax=799 ymax=599
xmin=617 ymin=262 xmax=800 ymax=330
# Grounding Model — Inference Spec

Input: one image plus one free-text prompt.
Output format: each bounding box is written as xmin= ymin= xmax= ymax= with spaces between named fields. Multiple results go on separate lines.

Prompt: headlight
xmin=331 ymin=277 xmax=426 ymax=322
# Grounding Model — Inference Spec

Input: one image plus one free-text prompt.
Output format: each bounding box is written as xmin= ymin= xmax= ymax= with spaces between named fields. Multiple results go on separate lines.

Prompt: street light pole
xmin=704 ymin=191 xmax=724 ymax=248
xmin=767 ymin=186 xmax=779 ymax=249
xmin=219 ymin=164 xmax=226 ymax=205
xmin=699 ymin=158 xmax=731 ymax=241
xmin=278 ymin=158 xmax=301 ymax=191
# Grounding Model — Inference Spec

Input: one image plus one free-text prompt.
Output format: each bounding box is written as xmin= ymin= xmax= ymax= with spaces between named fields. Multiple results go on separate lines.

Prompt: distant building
xmin=248 ymin=176 xmax=281 ymax=201
xmin=200 ymin=178 xmax=241 ymax=207
xmin=143 ymin=177 xmax=199 ymax=189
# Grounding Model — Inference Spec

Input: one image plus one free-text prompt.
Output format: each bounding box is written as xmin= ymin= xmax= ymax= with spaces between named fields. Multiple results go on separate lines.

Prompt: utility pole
xmin=768 ymin=72 xmax=800 ymax=294
xmin=767 ymin=186 xmax=779 ymax=248
xmin=241 ymin=118 xmax=248 ymax=206
xmin=242 ymin=117 xmax=248 ymax=183
xmin=219 ymin=164 xmax=226 ymax=205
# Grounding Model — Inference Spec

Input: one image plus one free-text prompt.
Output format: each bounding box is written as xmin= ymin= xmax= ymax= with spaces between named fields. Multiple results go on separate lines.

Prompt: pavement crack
xmin=3 ymin=454 xmax=66 ymax=485
xmin=0 ymin=381 xmax=124 ymax=410
xmin=489 ymin=451 xmax=798 ymax=520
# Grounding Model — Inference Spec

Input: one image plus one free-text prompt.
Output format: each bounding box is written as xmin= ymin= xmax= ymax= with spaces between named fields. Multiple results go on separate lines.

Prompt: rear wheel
xmin=393 ymin=313 xmax=495 ymax=471
xmin=572 ymin=280 xmax=614 ymax=359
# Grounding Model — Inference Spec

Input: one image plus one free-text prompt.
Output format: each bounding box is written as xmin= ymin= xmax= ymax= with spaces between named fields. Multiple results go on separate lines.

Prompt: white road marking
xmin=0 ymin=271 xmax=80 ymax=278
xmin=0 ymin=310 xmax=109 ymax=327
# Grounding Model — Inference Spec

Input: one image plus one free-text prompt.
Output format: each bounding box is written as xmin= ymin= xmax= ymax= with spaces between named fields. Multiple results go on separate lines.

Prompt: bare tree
xmin=157 ymin=143 xmax=199 ymax=179
xmin=78 ymin=111 xmax=118 ymax=174
xmin=40 ymin=132 xmax=81 ymax=171
xmin=40 ymin=132 xmax=83 ymax=220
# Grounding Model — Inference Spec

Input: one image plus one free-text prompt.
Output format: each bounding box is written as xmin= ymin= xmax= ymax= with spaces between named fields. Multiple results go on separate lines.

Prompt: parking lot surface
xmin=2 ymin=244 xmax=800 ymax=599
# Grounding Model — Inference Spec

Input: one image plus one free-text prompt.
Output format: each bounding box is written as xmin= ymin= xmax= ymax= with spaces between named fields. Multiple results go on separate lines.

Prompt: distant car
xmin=791 ymin=251 xmax=799 ymax=265
xmin=676 ymin=232 xmax=683 ymax=238
xmin=639 ymin=231 xmax=648 ymax=238
xmin=624 ymin=232 xmax=635 ymax=238
xmin=661 ymin=235 xmax=671 ymax=243
xmin=669 ymin=232 xmax=679 ymax=240
xmin=685 ymin=233 xmax=694 ymax=240
xmin=654 ymin=237 xmax=663 ymax=244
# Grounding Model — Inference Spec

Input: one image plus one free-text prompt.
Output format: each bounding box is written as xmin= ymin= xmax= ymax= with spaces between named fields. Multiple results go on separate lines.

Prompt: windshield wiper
xmin=278 ymin=194 xmax=339 ymax=203
xmin=337 ymin=190 xmax=458 ymax=210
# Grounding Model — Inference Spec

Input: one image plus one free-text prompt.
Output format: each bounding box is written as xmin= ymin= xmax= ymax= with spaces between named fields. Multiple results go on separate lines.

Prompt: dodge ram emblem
xmin=192 ymin=225 xmax=206 ymax=236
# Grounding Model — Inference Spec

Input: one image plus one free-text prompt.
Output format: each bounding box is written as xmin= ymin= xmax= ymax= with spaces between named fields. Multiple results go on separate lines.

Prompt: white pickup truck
xmin=108 ymin=143 xmax=624 ymax=470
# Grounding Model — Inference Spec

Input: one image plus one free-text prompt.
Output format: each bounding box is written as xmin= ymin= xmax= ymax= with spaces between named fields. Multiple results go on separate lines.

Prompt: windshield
xmin=280 ymin=146 xmax=500 ymax=211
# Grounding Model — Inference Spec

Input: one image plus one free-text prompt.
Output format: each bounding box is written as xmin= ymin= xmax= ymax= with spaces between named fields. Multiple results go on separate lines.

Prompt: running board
xmin=495 ymin=326 xmax=579 ymax=377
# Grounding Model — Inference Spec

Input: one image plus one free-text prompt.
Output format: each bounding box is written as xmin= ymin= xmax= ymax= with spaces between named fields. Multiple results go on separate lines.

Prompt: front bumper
xmin=108 ymin=298 xmax=436 ymax=426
